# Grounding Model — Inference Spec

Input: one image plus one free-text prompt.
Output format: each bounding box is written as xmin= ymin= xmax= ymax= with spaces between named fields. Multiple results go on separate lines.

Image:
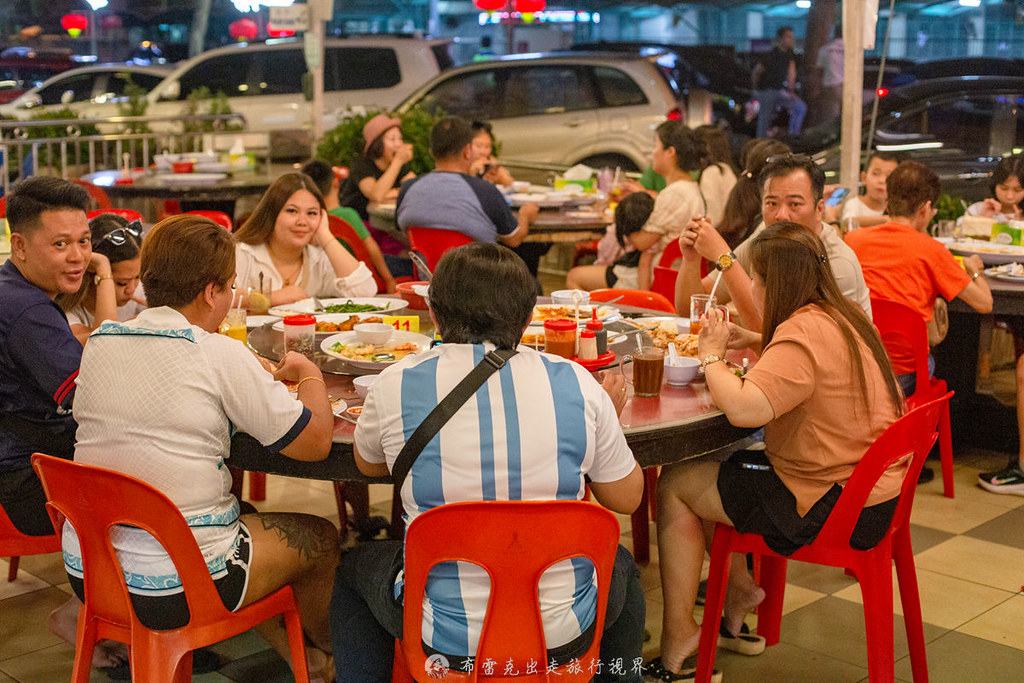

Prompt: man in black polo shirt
xmin=752 ymin=26 xmax=807 ymax=138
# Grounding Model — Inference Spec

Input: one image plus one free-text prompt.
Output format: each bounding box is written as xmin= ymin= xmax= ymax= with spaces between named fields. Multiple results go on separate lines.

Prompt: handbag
xmin=391 ymin=348 xmax=517 ymax=492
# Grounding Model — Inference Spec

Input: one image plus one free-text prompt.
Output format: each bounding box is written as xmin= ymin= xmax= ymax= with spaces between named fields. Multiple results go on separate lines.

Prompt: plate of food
xmin=271 ymin=313 xmax=386 ymax=333
xmin=632 ymin=316 xmax=690 ymax=333
xmin=519 ymin=331 xmax=627 ymax=349
xmin=269 ymin=297 xmax=407 ymax=317
xmin=339 ymin=405 xmax=363 ymax=424
xmin=529 ymin=304 xmax=619 ymax=325
xmin=942 ymin=238 xmax=1024 ymax=266
xmin=648 ymin=327 xmax=700 ymax=358
xmin=986 ymin=262 xmax=1024 ymax=283
xmin=320 ymin=330 xmax=432 ymax=370
xmin=153 ymin=172 xmax=228 ymax=184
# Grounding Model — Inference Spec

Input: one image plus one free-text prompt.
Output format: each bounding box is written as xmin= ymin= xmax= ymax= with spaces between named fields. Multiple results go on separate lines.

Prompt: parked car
xmin=396 ymin=51 xmax=698 ymax=172
xmin=0 ymin=47 xmax=79 ymax=104
xmin=790 ymin=75 xmax=1024 ymax=202
xmin=0 ymin=64 xmax=170 ymax=119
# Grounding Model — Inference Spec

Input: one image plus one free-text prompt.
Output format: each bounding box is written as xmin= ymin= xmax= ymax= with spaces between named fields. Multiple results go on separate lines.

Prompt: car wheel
xmin=577 ymin=154 xmax=639 ymax=173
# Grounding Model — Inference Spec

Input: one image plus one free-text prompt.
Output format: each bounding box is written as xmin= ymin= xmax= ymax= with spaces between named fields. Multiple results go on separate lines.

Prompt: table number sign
xmin=384 ymin=316 xmax=420 ymax=333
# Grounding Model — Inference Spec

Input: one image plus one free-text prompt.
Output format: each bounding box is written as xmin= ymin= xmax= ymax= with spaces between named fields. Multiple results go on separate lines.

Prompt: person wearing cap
xmin=339 ymin=113 xmax=417 ymax=278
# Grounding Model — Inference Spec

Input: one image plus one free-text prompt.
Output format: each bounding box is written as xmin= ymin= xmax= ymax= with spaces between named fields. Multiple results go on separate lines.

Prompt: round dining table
xmin=82 ymin=168 xmax=274 ymax=218
xmin=229 ymin=302 xmax=758 ymax=483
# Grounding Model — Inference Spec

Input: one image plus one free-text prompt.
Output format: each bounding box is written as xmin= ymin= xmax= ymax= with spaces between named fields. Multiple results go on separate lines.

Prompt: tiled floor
xmin=4 ymin=448 xmax=1024 ymax=682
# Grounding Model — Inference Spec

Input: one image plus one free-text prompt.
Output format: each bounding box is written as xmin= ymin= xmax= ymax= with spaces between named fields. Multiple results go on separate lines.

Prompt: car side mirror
xmin=160 ymin=80 xmax=180 ymax=100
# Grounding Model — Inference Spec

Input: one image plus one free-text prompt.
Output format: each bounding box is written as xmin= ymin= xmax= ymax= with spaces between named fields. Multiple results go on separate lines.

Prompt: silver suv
xmin=396 ymin=52 xmax=707 ymax=172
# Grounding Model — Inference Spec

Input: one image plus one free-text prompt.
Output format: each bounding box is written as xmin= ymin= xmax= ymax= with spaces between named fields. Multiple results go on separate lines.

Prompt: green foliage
xmin=934 ymin=193 xmax=967 ymax=223
xmin=7 ymin=108 xmax=102 ymax=172
xmin=316 ymin=105 xmax=443 ymax=176
xmin=179 ymin=88 xmax=243 ymax=151
xmin=115 ymin=73 xmax=150 ymax=134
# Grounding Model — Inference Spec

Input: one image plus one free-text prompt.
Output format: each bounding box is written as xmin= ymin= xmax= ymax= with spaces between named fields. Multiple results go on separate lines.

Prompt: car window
xmin=37 ymin=72 xmax=97 ymax=105
xmin=252 ymin=49 xmax=305 ymax=95
xmin=593 ymin=66 xmax=648 ymax=108
xmin=500 ymin=65 xmax=598 ymax=118
xmin=325 ymin=48 xmax=400 ymax=91
xmin=177 ymin=53 xmax=255 ymax=100
xmin=418 ymin=69 xmax=499 ymax=119
xmin=880 ymin=95 xmax=1008 ymax=156
xmin=106 ymin=72 xmax=165 ymax=97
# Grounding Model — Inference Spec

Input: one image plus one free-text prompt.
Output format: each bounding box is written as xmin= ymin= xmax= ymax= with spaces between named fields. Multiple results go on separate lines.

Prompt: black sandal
xmin=717 ymin=621 xmax=766 ymax=656
xmin=643 ymin=655 xmax=722 ymax=683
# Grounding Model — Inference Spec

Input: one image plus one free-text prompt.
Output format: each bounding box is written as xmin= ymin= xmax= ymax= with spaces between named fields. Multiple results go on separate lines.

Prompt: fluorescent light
xmin=85 ymin=0 xmax=108 ymax=9
xmin=876 ymin=141 xmax=944 ymax=152
xmin=796 ymin=0 xmax=811 ymax=8
xmin=958 ymin=0 xmax=981 ymax=6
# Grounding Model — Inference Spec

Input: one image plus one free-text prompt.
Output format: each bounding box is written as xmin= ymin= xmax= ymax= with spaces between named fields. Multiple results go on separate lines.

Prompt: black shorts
xmin=717 ymin=450 xmax=898 ymax=556
xmin=0 ymin=466 xmax=55 ymax=536
xmin=69 ymin=522 xmax=254 ymax=631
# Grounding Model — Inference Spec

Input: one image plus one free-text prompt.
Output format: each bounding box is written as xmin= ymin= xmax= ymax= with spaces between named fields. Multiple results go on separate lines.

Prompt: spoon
xmin=667 ymin=339 xmax=680 ymax=366
xmin=410 ymin=252 xmax=432 ymax=281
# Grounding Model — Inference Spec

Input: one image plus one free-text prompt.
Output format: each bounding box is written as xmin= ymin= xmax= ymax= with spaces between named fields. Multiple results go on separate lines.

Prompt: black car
xmin=789 ymin=75 xmax=1024 ymax=202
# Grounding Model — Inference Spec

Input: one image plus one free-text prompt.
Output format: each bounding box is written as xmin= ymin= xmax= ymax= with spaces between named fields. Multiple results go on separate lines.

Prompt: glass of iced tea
xmin=219 ymin=308 xmax=247 ymax=343
xmin=689 ymin=294 xmax=729 ymax=335
xmin=620 ymin=347 xmax=666 ymax=398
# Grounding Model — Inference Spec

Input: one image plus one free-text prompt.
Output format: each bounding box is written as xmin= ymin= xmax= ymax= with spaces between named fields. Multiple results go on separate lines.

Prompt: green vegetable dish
xmin=320 ymin=300 xmax=389 ymax=314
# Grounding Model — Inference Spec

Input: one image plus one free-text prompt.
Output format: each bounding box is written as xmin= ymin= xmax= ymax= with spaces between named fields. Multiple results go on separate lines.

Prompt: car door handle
xmin=563 ymin=119 xmax=584 ymax=128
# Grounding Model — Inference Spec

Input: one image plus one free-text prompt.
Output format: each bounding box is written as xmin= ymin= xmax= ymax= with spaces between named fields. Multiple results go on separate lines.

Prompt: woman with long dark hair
xmin=648 ymin=221 xmax=904 ymax=681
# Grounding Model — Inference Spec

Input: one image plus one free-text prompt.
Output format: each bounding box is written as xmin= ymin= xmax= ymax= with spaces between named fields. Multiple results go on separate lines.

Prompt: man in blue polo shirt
xmin=396 ymin=116 xmax=538 ymax=247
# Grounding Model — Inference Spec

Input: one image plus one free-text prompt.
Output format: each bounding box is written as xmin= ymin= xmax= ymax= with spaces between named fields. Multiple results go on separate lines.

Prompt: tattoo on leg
xmin=255 ymin=513 xmax=334 ymax=562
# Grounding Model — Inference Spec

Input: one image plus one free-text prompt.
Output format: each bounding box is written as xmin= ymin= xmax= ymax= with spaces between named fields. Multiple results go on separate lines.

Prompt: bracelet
xmin=93 ymin=273 xmax=113 ymax=285
xmin=699 ymin=354 xmax=725 ymax=373
xmin=294 ymin=376 xmax=326 ymax=392
xmin=970 ymin=271 xmax=981 ymax=281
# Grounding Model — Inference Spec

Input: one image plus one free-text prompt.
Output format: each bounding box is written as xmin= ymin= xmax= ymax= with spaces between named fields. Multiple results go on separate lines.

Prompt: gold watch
xmin=94 ymin=273 xmax=112 ymax=285
xmin=714 ymin=252 xmax=738 ymax=272
xmin=700 ymin=354 xmax=724 ymax=373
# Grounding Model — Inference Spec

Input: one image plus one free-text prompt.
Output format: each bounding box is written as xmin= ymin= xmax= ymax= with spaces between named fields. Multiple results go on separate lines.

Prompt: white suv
xmin=397 ymin=52 xmax=708 ymax=171
xmin=75 ymin=36 xmax=454 ymax=132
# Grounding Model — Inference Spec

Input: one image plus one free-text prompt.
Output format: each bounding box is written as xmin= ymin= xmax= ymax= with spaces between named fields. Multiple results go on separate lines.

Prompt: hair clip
xmin=818 ymin=253 xmax=828 ymax=264
xmin=742 ymin=171 xmax=754 ymax=179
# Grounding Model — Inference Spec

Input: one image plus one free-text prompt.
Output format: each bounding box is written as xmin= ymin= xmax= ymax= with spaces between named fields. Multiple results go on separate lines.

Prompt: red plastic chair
xmin=0 ymin=501 xmax=60 ymax=582
xmin=871 ymin=297 xmax=955 ymax=498
xmin=328 ymin=214 xmax=389 ymax=292
xmin=590 ymin=288 xmax=675 ymax=313
xmin=571 ymin=239 xmax=600 ymax=267
xmin=0 ymin=196 xmax=6 ymax=218
xmin=86 ymin=208 xmax=144 ymax=223
xmin=159 ymin=200 xmax=183 ymax=221
xmin=651 ymin=265 xmax=679 ymax=305
xmin=186 ymin=210 xmax=232 ymax=232
xmin=695 ymin=393 xmax=951 ymax=683
xmin=657 ymin=237 xmax=682 ymax=269
xmin=406 ymin=226 xmax=474 ymax=273
xmin=31 ymin=454 xmax=310 ymax=683
xmin=70 ymin=179 xmax=113 ymax=211
xmin=392 ymin=500 xmax=620 ymax=682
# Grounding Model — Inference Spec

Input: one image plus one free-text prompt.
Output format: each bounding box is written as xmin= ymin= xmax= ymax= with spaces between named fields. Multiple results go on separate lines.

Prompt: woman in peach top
xmin=648 ymin=221 xmax=904 ymax=682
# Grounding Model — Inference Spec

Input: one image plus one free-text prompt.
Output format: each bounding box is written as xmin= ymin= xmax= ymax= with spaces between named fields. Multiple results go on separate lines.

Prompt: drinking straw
xmin=706 ymin=270 xmax=724 ymax=315
xmin=572 ymin=290 xmax=584 ymax=357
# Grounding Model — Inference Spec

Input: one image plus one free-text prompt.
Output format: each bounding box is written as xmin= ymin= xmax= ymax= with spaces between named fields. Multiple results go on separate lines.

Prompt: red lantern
xmin=474 ymin=0 xmax=506 ymax=11
xmin=515 ymin=0 xmax=545 ymax=12
xmin=228 ymin=18 xmax=259 ymax=42
xmin=61 ymin=13 xmax=89 ymax=38
xmin=267 ymin=25 xmax=295 ymax=38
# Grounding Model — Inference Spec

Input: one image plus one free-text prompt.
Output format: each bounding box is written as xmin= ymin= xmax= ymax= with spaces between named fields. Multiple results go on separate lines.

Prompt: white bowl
xmin=664 ymin=356 xmax=701 ymax=386
xmin=352 ymin=375 xmax=378 ymax=399
xmin=353 ymin=322 xmax=394 ymax=345
xmin=550 ymin=289 xmax=590 ymax=306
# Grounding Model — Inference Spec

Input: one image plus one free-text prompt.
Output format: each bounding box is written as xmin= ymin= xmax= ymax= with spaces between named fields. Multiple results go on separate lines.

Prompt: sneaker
xmin=978 ymin=462 xmax=1024 ymax=496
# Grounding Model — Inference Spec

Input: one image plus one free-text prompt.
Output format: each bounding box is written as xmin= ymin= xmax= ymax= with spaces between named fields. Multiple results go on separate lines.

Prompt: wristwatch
xmin=94 ymin=273 xmax=112 ymax=285
xmin=700 ymin=354 xmax=724 ymax=373
xmin=714 ymin=252 xmax=738 ymax=272
xmin=970 ymin=270 xmax=981 ymax=281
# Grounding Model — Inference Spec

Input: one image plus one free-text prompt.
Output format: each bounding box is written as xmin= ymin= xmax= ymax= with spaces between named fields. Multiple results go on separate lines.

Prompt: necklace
xmin=271 ymin=249 xmax=304 ymax=287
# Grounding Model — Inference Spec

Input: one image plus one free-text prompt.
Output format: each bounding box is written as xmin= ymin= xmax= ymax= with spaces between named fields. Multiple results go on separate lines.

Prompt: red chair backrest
xmin=31 ymin=454 xmax=242 ymax=630
xmin=327 ymin=214 xmax=386 ymax=291
xmin=0 ymin=196 xmax=6 ymax=219
xmin=870 ymin=297 xmax=931 ymax=394
xmin=812 ymin=392 xmax=949 ymax=547
xmin=651 ymin=265 xmax=678 ymax=304
xmin=406 ymin=226 xmax=474 ymax=272
xmin=86 ymin=208 xmax=144 ymax=223
xmin=0 ymin=495 xmax=60 ymax=559
xmin=185 ymin=210 xmax=232 ymax=231
xmin=657 ymin=236 xmax=682 ymax=269
xmin=590 ymin=287 xmax=676 ymax=313
xmin=401 ymin=500 xmax=620 ymax=681
xmin=70 ymin=179 xmax=112 ymax=210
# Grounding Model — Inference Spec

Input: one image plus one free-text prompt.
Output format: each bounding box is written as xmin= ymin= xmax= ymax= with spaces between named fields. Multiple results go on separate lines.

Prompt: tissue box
xmin=554 ymin=178 xmax=595 ymax=192
xmin=993 ymin=221 xmax=1024 ymax=246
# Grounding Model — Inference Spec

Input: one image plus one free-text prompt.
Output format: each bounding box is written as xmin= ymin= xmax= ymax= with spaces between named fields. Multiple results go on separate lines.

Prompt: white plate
xmin=246 ymin=314 xmax=278 ymax=328
xmin=985 ymin=264 xmax=1024 ymax=283
xmin=153 ymin=173 xmax=228 ymax=184
xmin=269 ymin=297 xmax=407 ymax=317
xmin=634 ymin=316 xmax=690 ymax=333
xmin=330 ymin=396 xmax=348 ymax=418
xmin=320 ymin=330 xmax=432 ymax=370
xmin=271 ymin=312 xmax=388 ymax=332
xmin=194 ymin=162 xmax=232 ymax=173
xmin=529 ymin=304 xmax=619 ymax=326
xmin=942 ymin=237 xmax=1024 ymax=266
xmin=507 ymin=192 xmax=569 ymax=208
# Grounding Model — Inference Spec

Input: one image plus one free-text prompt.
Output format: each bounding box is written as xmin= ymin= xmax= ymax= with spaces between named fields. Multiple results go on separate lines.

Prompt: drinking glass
xmin=620 ymin=347 xmax=666 ymax=397
xmin=219 ymin=309 xmax=247 ymax=343
xmin=249 ymin=280 xmax=272 ymax=315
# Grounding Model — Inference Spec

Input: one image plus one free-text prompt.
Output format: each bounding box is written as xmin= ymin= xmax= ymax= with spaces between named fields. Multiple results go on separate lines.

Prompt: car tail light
xmin=876 ymin=87 xmax=889 ymax=98
xmin=667 ymin=106 xmax=683 ymax=121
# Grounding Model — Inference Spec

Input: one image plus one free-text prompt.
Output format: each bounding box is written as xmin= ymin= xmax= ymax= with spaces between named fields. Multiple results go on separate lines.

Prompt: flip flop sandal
xmin=717 ymin=622 xmax=766 ymax=656
xmin=642 ymin=655 xmax=722 ymax=683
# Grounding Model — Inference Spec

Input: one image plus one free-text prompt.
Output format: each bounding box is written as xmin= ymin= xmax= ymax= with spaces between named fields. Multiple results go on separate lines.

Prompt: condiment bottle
xmin=578 ymin=329 xmax=598 ymax=360
xmin=543 ymin=319 xmax=576 ymax=359
xmin=587 ymin=309 xmax=607 ymax=355
xmin=283 ymin=314 xmax=316 ymax=359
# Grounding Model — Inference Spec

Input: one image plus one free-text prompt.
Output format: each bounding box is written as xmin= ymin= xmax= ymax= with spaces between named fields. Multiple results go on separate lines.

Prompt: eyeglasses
xmin=101 ymin=219 xmax=143 ymax=246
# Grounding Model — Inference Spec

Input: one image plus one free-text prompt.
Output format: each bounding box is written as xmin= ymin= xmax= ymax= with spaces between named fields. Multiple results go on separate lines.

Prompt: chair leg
xmin=646 ymin=467 xmax=659 ymax=521
xmin=755 ymin=556 xmax=787 ymax=646
xmin=70 ymin=614 xmax=98 ymax=683
xmin=857 ymin=558 xmax=896 ymax=683
xmin=284 ymin=606 xmax=311 ymax=682
xmin=7 ymin=556 xmax=18 ymax=581
xmin=333 ymin=482 xmax=350 ymax=542
xmin=392 ymin=639 xmax=416 ymax=682
xmin=630 ymin=475 xmax=651 ymax=565
xmin=696 ymin=527 xmax=732 ymax=683
xmin=249 ymin=472 xmax=267 ymax=501
xmin=894 ymin=530 xmax=929 ymax=682
xmin=938 ymin=402 xmax=954 ymax=498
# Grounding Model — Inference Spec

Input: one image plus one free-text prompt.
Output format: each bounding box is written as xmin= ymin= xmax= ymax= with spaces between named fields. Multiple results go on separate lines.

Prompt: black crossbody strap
xmin=391 ymin=348 xmax=517 ymax=493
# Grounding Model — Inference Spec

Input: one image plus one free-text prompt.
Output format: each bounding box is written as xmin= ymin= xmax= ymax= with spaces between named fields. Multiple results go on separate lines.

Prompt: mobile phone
xmin=740 ymin=462 xmax=772 ymax=471
xmin=825 ymin=187 xmax=850 ymax=207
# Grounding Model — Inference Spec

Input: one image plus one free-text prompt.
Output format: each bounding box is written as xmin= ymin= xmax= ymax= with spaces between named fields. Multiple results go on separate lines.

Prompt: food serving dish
xmin=269 ymin=297 xmax=407 ymax=317
xmin=985 ymin=263 xmax=1024 ymax=283
xmin=330 ymin=396 xmax=348 ymax=417
xmin=320 ymin=330 xmax=431 ymax=370
xmin=152 ymin=172 xmax=228 ymax=184
xmin=271 ymin=312 xmax=386 ymax=332
xmin=631 ymin=316 xmax=690 ymax=335
xmin=529 ymin=304 xmax=619 ymax=326
xmin=940 ymin=237 xmax=1024 ymax=266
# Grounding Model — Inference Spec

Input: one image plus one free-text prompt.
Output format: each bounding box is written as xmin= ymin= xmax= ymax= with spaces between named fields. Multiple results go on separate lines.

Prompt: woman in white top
xmin=57 ymin=213 xmax=144 ymax=345
xmin=234 ymin=172 xmax=377 ymax=307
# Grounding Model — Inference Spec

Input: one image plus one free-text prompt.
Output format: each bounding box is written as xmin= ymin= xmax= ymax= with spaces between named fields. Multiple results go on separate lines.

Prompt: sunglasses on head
xmin=101 ymin=219 xmax=143 ymax=246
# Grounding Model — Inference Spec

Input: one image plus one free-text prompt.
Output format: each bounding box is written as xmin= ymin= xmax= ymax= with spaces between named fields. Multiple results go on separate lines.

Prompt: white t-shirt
xmin=841 ymin=196 xmax=886 ymax=222
xmin=356 ymin=343 xmax=636 ymax=655
xmin=62 ymin=306 xmax=309 ymax=596
xmin=640 ymin=179 xmax=705 ymax=257
xmin=66 ymin=299 xmax=145 ymax=329
xmin=816 ymin=39 xmax=844 ymax=88
xmin=235 ymin=241 xmax=377 ymax=299
xmin=965 ymin=200 xmax=1021 ymax=224
xmin=700 ymin=163 xmax=738 ymax=228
